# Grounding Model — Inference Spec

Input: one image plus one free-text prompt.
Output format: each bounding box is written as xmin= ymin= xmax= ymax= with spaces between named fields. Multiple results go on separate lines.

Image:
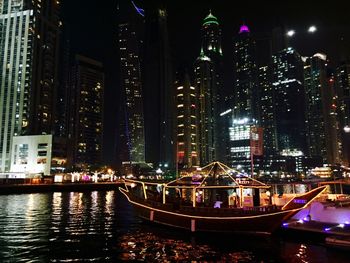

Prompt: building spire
xmin=239 ymin=23 xmax=250 ymax=34
xmin=203 ymin=10 xmax=219 ymax=26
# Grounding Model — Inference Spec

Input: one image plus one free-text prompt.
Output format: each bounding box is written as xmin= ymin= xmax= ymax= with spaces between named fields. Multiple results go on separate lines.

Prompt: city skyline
xmin=1 ymin=0 xmax=350 ymax=171
xmin=62 ymin=0 xmax=350 ymax=166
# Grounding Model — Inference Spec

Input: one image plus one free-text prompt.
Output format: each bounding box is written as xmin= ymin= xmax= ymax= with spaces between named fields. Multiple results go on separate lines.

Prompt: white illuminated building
xmin=228 ymin=117 xmax=258 ymax=171
xmin=10 ymin=135 xmax=52 ymax=176
xmin=0 ymin=2 xmax=34 ymax=172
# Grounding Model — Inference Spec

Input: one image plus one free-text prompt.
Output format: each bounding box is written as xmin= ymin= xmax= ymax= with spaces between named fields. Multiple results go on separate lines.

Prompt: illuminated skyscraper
xmin=119 ymin=22 xmax=145 ymax=163
xmin=259 ymin=65 xmax=278 ymax=156
xmin=336 ymin=61 xmax=350 ymax=166
xmin=195 ymin=51 xmax=216 ymax=165
xmin=304 ymin=53 xmax=340 ymax=164
xmin=0 ymin=0 xmax=60 ymax=172
xmin=143 ymin=2 xmax=174 ymax=168
xmin=69 ymin=55 xmax=104 ymax=168
xmin=271 ymin=47 xmax=306 ymax=156
xmin=201 ymin=11 xmax=222 ymax=57
xmin=175 ymin=73 xmax=199 ymax=168
xmin=228 ymin=118 xmax=261 ymax=173
xmin=233 ymin=24 xmax=259 ymax=120
xmin=195 ymin=11 xmax=223 ymax=165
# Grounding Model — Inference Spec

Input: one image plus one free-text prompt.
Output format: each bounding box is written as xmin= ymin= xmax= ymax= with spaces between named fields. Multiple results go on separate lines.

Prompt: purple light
xmin=324 ymin=227 xmax=331 ymax=231
xmin=239 ymin=24 xmax=250 ymax=34
xmin=282 ymin=223 xmax=288 ymax=227
xmin=131 ymin=1 xmax=145 ymax=17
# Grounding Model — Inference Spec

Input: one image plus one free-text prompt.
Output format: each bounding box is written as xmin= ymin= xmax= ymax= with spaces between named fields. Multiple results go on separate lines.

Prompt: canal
xmin=0 ymin=191 xmax=348 ymax=262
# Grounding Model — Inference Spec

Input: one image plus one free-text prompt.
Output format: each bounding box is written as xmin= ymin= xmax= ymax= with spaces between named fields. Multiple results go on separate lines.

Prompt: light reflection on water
xmin=0 ymin=191 xmax=348 ymax=262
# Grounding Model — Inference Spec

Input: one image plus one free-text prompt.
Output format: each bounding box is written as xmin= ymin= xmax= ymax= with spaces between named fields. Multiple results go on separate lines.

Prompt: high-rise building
xmin=336 ymin=61 xmax=350 ymax=166
xmin=0 ymin=0 xmax=60 ymax=172
xmin=69 ymin=55 xmax=104 ymax=168
xmin=259 ymin=65 xmax=278 ymax=156
xmin=142 ymin=2 xmax=174 ymax=169
xmin=119 ymin=22 xmax=145 ymax=164
xmin=28 ymin=0 xmax=60 ymax=135
xmin=55 ymin=26 xmax=71 ymax=139
xmin=271 ymin=47 xmax=306 ymax=156
xmin=228 ymin=117 xmax=261 ymax=173
xmin=304 ymin=53 xmax=340 ymax=165
xmin=271 ymin=26 xmax=287 ymax=54
xmin=194 ymin=11 xmax=223 ymax=165
xmin=233 ymin=24 xmax=259 ymax=120
xmin=194 ymin=51 xmax=216 ymax=165
xmin=201 ymin=11 xmax=222 ymax=57
xmin=175 ymin=73 xmax=199 ymax=169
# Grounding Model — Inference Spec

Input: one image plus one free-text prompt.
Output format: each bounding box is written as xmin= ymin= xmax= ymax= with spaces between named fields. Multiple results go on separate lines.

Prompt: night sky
xmin=62 ymin=0 xmax=350 ymax=166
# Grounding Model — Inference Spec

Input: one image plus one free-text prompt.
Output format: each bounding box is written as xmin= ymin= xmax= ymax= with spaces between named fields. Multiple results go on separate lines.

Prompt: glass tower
xmin=272 ymin=47 xmax=306 ymax=156
xmin=336 ymin=62 xmax=350 ymax=166
xmin=233 ymin=24 xmax=259 ymax=120
xmin=119 ymin=22 xmax=145 ymax=163
xmin=304 ymin=53 xmax=340 ymax=165
xmin=195 ymin=11 xmax=223 ymax=165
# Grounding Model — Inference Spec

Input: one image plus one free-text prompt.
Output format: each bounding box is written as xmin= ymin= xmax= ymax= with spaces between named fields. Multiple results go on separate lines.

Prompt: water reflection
xmin=118 ymin=231 xmax=255 ymax=262
xmin=0 ymin=191 xmax=348 ymax=262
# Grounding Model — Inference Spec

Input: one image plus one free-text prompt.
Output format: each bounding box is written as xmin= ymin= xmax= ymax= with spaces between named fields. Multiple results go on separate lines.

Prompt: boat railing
xmin=178 ymin=204 xmax=279 ymax=216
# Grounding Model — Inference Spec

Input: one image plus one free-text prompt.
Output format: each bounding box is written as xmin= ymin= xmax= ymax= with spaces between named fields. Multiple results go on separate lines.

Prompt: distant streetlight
xmin=344 ymin=125 xmax=350 ymax=133
xmin=308 ymin=25 xmax=317 ymax=33
xmin=286 ymin=30 xmax=295 ymax=37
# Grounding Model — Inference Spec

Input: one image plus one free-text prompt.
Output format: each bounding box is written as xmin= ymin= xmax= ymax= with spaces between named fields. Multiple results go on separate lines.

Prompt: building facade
xmin=10 ymin=134 xmax=52 ymax=175
xmin=119 ymin=22 xmax=145 ymax=163
xmin=194 ymin=11 xmax=223 ymax=165
xmin=259 ymin=65 xmax=278 ymax=156
xmin=233 ymin=24 xmax=259 ymax=120
xmin=142 ymin=3 xmax=174 ymax=169
xmin=0 ymin=0 xmax=60 ymax=172
xmin=175 ymin=73 xmax=199 ymax=169
xmin=336 ymin=61 xmax=350 ymax=166
xmin=271 ymin=47 xmax=306 ymax=156
xmin=69 ymin=55 xmax=104 ymax=168
xmin=228 ymin=117 xmax=261 ymax=173
xmin=194 ymin=52 xmax=216 ymax=165
xmin=304 ymin=53 xmax=340 ymax=165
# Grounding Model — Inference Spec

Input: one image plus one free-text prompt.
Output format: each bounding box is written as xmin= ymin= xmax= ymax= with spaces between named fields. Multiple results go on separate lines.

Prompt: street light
xmin=344 ymin=125 xmax=350 ymax=133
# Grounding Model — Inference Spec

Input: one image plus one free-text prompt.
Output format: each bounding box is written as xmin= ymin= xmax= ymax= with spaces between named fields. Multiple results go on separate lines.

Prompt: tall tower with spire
xmin=194 ymin=11 xmax=224 ymax=165
xmin=201 ymin=11 xmax=223 ymax=57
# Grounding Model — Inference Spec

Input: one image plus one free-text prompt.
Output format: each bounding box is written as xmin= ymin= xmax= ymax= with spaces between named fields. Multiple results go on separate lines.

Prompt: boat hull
xmin=120 ymin=188 xmax=301 ymax=234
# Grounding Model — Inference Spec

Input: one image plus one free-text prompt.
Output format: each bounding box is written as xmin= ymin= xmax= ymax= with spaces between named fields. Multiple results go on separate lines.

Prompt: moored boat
xmin=119 ymin=162 xmax=327 ymax=234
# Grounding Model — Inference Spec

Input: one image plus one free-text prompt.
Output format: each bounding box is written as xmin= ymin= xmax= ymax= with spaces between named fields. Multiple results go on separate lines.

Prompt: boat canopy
xmin=166 ymin=162 xmax=269 ymax=189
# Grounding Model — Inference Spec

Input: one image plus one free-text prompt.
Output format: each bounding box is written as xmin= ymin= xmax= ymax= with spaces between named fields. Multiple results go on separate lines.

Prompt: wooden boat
xmin=325 ymin=235 xmax=350 ymax=250
xmin=119 ymin=162 xmax=327 ymax=235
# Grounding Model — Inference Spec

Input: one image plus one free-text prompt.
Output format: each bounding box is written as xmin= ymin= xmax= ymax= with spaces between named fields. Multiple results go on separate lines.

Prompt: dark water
xmin=0 ymin=191 xmax=348 ymax=262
